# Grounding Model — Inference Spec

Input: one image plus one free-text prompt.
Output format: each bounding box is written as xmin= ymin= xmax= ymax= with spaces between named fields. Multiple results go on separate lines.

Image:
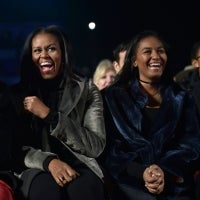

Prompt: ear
xmin=133 ymin=61 xmax=137 ymax=67
xmin=113 ymin=61 xmax=119 ymax=71
xmin=113 ymin=61 xmax=117 ymax=67
xmin=192 ymin=59 xmax=199 ymax=68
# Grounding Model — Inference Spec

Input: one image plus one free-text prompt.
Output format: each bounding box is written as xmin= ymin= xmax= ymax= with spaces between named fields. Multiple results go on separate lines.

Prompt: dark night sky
xmin=0 ymin=0 xmax=199 ymax=84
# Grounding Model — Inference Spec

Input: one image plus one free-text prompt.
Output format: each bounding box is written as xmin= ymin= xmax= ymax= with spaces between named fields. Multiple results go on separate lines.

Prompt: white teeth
xmin=40 ymin=62 xmax=52 ymax=66
xmin=149 ymin=63 xmax=161 ymax=67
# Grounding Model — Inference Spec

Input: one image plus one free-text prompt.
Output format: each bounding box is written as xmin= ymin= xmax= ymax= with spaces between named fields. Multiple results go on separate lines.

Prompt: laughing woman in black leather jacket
xmin=10 ymin=25 xmax=106 ymax=200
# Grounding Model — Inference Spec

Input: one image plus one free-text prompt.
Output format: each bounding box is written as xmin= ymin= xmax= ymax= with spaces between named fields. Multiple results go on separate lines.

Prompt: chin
xmin=41 ymin=74 xmax=57 ymax=80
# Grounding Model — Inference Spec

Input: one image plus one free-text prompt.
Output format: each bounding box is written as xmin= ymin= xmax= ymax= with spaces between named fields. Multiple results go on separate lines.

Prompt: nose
xmin=40 ymin=50 xmax=49 ymax=58
xmin=151 ymin=50 xmax=160 ymax=59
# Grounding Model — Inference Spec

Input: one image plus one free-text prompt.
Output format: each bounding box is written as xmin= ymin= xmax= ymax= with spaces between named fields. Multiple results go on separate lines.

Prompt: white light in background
xmin=88 ymin=22 xmax=96 ymax=30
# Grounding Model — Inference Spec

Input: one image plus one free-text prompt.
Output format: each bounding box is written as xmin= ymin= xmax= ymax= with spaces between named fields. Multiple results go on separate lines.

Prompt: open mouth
xmin=40 ymin=62 xmax=54 ymax=73
xmin=148 ymin=63 xmax=162 ymax=70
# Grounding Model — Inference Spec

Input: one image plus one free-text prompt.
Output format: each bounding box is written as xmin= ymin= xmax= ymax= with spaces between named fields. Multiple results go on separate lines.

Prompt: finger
xmin=158 ymin=182 xmax=165 ymax=192
xmin=58 ymin=176 xmax=65 ymax=182
xmin=153 ymin=170 xmax=161 ymax=177
xmin=155 ymin=187 xmax=163 ymax=194
xmin=145 ymin=186 xmax=158 ymax=194
xmin=58 ymin=176 xmax=69 ymax=186
xmin=61 ymin=174 xmax=78 ymax=184
xmin=146 ymin=185 xmax=161 ymax=195
xmin=145 ymin=183 xmax=159 ymax=190
xmin=70 ymin=172 xmax=80 ymax=179
xmin=56 ymin=179 xmax=64 ymax=187
xmin=62 ymin=174 xmax=73 ymax=182
xmin=67 ymin=176 xmax=74 ymax=182
xmin=146 ymin=176 xmax=159 ymax=183
xmin=64 ymin=169 xmax=80 ymax=179
xmin=146 ymin=183 xmax=164 ymax=195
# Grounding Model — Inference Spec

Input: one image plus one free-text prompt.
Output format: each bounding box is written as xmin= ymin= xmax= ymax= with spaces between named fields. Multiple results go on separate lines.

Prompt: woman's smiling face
xmin=133 ymin=36 xmax=167 ymax=82
xmin=31 ymin=33 xmax=62 ymax=79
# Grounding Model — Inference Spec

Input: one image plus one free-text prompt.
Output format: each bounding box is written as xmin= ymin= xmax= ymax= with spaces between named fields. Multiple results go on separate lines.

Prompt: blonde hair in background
xmin=93 ymin=59 xmax=115 ymax=85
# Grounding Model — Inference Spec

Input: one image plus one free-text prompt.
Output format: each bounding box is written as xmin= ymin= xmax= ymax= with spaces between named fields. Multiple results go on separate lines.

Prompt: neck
xmin=139 ymin=79 xmax=159 ymax=85
xmin=139 ymin=79 xmax=160 ymax=97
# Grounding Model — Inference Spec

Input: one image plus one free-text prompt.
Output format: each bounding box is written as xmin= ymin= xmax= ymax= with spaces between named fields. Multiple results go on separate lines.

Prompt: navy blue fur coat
xmin=101 ymin=80 xmax=200 ymax=195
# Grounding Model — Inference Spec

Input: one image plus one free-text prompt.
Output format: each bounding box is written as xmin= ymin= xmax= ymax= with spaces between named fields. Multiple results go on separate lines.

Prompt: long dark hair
xmin=19 ymin=25 xmax=74 ymax=86
xmin=114 ymin=30 xmax=173 ymax=87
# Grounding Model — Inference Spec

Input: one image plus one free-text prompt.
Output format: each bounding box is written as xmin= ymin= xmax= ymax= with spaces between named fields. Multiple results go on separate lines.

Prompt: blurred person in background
xmin=174 ymin=40 xmax=200 ymax=200
xmin=112 ymin=41 xmax=129 ymax=74
xmin=174 ymin=40 xmax=200 ymax=114
xmin=93 ymin=59 xmax=116 ymax=90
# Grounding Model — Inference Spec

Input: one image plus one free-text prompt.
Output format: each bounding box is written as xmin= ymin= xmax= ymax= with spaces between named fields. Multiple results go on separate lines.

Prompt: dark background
xmin=0 ymin=0 xmax=199 ymax=85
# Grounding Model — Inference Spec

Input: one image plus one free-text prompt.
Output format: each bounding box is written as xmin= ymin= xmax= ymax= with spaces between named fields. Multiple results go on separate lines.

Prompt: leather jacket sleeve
xmin=51 ymin=81 xmax=106 ymax=158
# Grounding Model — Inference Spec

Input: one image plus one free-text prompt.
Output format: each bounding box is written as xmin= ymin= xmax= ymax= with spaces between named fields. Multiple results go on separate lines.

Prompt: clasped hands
xmin=143 ymin=164 xmax=164 ymax=195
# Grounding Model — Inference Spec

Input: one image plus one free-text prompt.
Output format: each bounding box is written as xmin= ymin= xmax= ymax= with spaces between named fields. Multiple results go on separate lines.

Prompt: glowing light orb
xmin=88 ymin=22 xmax=96 ymax=30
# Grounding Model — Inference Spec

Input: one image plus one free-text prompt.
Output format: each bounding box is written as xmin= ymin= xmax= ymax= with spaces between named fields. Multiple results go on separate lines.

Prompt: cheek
xmin=98 ymin=79 xmax=105 ymax=85
xmin=162 ymin=55 xmax=167 ymax=64
xmin=55 ymin=56 xmax=62 ymax=70
xmin=32 ymin=58 xmax=40 ymax=69
xmin=55 ymin=54 xmax=62 ymax=63
xmin=32 ymin=54 xmax=38 ymax=64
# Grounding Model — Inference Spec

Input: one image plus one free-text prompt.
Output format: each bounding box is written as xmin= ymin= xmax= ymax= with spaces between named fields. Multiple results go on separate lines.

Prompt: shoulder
xmin=71 ymin=74 xmax=88 ymax=87
xmin=170 ymin=83 xmax=197 ymax=105
xmin=70 ymin=74 xmax=101 ymax=100
xmin=72 ymin=74 xmax=98 ymax=91
xmin=102 ymin=82 xmax=128 ymax=99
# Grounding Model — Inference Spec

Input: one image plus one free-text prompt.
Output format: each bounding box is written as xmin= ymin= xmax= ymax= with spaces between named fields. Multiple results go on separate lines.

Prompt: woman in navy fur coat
xmin=100 ymin=30 xmax=200 ymax=200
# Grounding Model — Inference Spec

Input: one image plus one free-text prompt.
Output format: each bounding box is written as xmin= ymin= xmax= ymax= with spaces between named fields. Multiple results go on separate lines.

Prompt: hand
xmin=48 ymin=159 xmax=80 ymax=187
xmin=143 ymin=164 xmax=164 ymax=194
xmin=23 ymin=96 xmax=50 ymax=118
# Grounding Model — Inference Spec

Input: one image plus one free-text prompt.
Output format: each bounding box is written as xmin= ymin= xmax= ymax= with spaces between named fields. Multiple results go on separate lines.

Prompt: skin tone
xmin=113 ymin=50 xmax=126 ymax=73
xmin=133 ymin=36 xmax=167 ymax=194
xmin=133 ymin=36 xmax=167 ymax=108
xmin=32 ymin=33 xmax=62 ymax=80
xmin=192 ymin=49 xmax=200 ymax=67
xmin=192 ymin=49 xmax=200 ymax=76
xmin=143 ymin=165 xmax=164 ymax=195
xmin=23 ymin=32 xmax=79 ymax=187
xmin=95 ymin=69 xmax=116 ymax=90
